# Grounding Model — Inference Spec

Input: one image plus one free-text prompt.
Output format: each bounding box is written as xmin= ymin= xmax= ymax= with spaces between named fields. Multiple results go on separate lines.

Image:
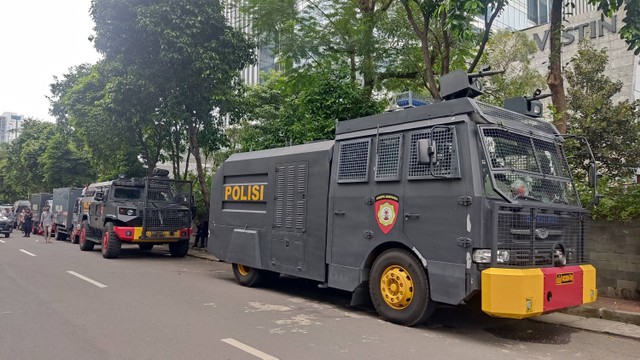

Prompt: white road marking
xmin=19 ymin=249 xmax=36 ymax=257
xmin=221 ymin=338 xmax=278 ymax=360
xmin=0 ymin=239 xmax=6 ymax=243
xmin=67 ymin=271 xmax=108 ymax=288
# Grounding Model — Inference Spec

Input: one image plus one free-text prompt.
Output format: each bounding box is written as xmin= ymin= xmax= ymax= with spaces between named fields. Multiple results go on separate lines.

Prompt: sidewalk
xmin=185 ymin=247 xmax=640 ymax=340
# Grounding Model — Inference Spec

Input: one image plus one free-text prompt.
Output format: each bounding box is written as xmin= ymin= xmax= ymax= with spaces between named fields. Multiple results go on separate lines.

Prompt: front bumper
xmin=481 ymin=264 xmax=597 ymax=319
xmin=0 ymin=222 xmax=12 ymax=233
xmin=112 ymin=226 xmax=192 ymax=243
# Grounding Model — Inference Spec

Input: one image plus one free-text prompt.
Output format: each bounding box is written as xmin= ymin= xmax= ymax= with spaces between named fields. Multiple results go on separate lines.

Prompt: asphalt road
xmin=1 ymin=231 xmax=638 ymax=360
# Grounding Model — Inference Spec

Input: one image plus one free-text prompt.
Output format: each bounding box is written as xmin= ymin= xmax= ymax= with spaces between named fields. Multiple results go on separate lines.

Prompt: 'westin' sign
xmin=533 ymin=16 xmax=617 ymax=52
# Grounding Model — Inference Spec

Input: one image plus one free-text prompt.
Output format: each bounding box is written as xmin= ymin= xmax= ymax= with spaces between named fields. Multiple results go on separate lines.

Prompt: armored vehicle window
xmin=481 ymin=127 xmax=579 ymax=205
xmin=375 ymin=134 xmax=402 ymax=182
xmin=337 ymin=138 xmax=372 ymax=183
xmin=113 ymin=188 xmax=142 ymax=200
xmin=408 ymin=126 xmax=460 ymax=179
xmin=148 ymin=188 xmax=173 ymax=202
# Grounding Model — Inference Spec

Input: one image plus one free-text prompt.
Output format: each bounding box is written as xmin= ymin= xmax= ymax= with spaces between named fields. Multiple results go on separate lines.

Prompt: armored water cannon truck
xmin=77 ymin=168 xmax=194 ymax=259
xmin=52 ymin=187 xmax=84 ymax=241
xmin=209 ymin=69 xmax=598 ymax=326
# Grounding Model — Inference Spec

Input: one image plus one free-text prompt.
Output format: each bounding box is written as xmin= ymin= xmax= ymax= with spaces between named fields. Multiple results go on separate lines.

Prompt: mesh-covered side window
xmin=337 ymin=138 xmax=371 ymax=183
xmin=375 ymin=134 xmax=402 ymax=181
xmin=408 ymin=126 xmax=460 ymax=179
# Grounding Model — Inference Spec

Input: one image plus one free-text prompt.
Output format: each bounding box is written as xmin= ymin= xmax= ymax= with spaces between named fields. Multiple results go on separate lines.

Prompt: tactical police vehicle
xmin=209 ymin=68 xmax=598 ymax=326
xmin=52 ymin=187 xmax=84 ymax=241
xmin=77 ymin=169 xmax=193 ymax=258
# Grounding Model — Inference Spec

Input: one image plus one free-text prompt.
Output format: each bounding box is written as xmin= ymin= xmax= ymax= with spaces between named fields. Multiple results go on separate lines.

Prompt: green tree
xmin=548 ymin=0 xmax=640 ymax=134
xmin=240 ymin=0 xmax=414 ymax=98
xmin=50 ymin=62 xmax=147 ymax=180
xmin=479 ymin=31 xmax=547 ymax=106
xmin=91 ymin=0 xmax=255 ymax=210
xmin=400 ymin=0 xmax=508 ymax=99
xmin=565 ymin=41 xmax=640 ymax=180
xmin=2 ymin=120 xmax=56 ymax=196
xmin=236 ymin=67 xmax=384 ymax=151
xmin=40 ymin=134 xmax=95 ymax=190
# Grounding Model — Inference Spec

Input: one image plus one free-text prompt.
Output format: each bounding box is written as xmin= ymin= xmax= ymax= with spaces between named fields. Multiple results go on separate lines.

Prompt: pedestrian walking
xmin=40 ymin=205 xmax=53 ymax=243
xmin=22 ymin=209 xmax=33 ymax=237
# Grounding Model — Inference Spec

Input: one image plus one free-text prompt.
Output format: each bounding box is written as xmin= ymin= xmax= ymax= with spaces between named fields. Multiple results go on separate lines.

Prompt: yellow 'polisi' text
xmin=224 ymin=184 xmax=265 ymax=202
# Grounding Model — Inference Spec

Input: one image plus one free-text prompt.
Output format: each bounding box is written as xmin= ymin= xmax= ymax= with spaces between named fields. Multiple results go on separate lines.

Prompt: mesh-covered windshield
xmin=481 ymin=127 xmax=580 ymax=206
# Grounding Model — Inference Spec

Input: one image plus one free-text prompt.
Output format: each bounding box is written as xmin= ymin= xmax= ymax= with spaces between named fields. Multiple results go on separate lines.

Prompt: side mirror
xmin=587 ymin=163 xmax=597 ymax=188
xmin=94 ymin=192 xmax=104 ymax=201
xmin=417 ymin=139 xmax=437 ymax=165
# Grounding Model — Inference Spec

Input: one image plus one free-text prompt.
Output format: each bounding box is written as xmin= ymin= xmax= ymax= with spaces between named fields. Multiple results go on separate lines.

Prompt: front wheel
xmin=168 ymin=240 xmax=189 ymax=257
xmin=101 ymin=222 xmax=121 ymax=259
xmin=4 ymin=233 xmax=8 ymax=238
xmin=369 ymin=249 xmax=436 ymax=326
xmin=79 ymin=220 xmax=95 ymax=251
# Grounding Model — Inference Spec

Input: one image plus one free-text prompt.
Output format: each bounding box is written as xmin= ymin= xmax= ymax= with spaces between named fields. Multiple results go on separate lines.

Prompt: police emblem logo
xmin=374 ymin=194 xmax=399 ymax=234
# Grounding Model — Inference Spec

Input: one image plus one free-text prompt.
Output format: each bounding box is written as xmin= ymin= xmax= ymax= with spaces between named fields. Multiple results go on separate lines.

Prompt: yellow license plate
xmin=146 ymin=231 xmax=171 ymax=237
xmin=556 ymin=272 xmax=574 ymax=285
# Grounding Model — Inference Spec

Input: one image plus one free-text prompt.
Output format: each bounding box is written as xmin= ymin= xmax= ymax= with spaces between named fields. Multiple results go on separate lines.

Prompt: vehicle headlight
xmin=118 ymin=208 xmax=136 ymax=216
xmin=472 ymin=249 xmax=510 ymax=264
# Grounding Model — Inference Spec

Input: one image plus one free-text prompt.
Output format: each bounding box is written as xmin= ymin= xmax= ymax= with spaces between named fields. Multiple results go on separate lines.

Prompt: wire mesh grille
xmin=143 ymin=208 xmax=192 ymax=232
xmin=408 ymin=126 xmax=459 ymax=179
xmin=375 ymin=134 xmax=402 ymax=181
xmin=476 ymin=101 xmax=557 ymax=135
xmin=337 ymin=138 xmax=371 ymax=183
xmin=142 ymin=178 xmax=192 ymax=233
xmin=495 ymin=204 xmax=588 ymax=267
xmin=481 ymin=127 xmax=579 ymax=206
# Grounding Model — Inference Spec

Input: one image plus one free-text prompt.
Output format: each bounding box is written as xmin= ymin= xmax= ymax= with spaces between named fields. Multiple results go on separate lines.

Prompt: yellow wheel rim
xmin=380 ymin=265 xmax=414 ymax=310
xmin=237 ymin=264 xmax=251 ymax=276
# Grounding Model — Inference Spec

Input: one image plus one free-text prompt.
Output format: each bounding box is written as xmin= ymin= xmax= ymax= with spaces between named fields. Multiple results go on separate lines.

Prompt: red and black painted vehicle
xmin=76 ymin=169 xmax=193 ymax=259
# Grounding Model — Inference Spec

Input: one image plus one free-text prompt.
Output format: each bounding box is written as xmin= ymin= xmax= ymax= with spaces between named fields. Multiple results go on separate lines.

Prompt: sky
xmin=0 ymin=1 xmax=101 ymax=122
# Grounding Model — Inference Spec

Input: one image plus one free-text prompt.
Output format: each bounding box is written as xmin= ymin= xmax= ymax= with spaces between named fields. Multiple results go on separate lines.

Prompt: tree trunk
xmin=401 ymin=1 xmax=441 ymax=99
xmin=547 ymin=0 xmax=568 ymax=134
xmin=357 ymin=1 xmax=376 ymax=100
xmin=188 ymin=123 xmax=210 ymax=211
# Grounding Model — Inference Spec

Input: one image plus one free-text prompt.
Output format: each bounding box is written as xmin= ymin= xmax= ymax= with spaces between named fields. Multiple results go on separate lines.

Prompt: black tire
xmin=369 ymin=249 xmax=436 ymax=326
xmin=79 ymin=220 xmax=95 ymax=251
xmin=138 ymin=243 xmax=154 ymax=251
xmin=168 ymin=240 xmax=189 ymax=257
xmin=232 ymin=263 xmax=273 ymax=287
xmin=54 ymin=227 xmax=63 ymax=241
xmin=101 ymin=222 xmax=121 ymax=259
xmin=4 ymin=233 xmax=8 ymax=238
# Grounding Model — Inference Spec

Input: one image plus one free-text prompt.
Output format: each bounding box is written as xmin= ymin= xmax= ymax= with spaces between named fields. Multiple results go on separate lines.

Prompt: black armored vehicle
xmin=209 ymin=68 xmax=599 ymax=326
xmin=77 ymin=169 xmax=193 ymax=258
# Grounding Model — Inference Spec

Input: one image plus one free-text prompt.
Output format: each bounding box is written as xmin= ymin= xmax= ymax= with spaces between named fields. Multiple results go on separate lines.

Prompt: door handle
xmin=404 ymin=213 xmax=420 ymax=220
xmin=334 ymin=210 xmax=345 ymax=216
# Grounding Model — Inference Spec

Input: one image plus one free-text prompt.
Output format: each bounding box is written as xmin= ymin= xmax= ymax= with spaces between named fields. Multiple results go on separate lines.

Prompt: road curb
xmin=533 ymin=312 xmax=640 ymax=340
xmin=563 ymin=306 xmax=640 ymax=327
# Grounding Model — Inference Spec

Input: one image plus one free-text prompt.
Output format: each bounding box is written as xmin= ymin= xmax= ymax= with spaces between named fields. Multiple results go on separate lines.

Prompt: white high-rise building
xmin=488 ymin=0 xmax=598 ymax=30
xmin=223 ymin=0 xmax=278 ymax=85
xmin=0 ymin=112 xmax=24 ymax=143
